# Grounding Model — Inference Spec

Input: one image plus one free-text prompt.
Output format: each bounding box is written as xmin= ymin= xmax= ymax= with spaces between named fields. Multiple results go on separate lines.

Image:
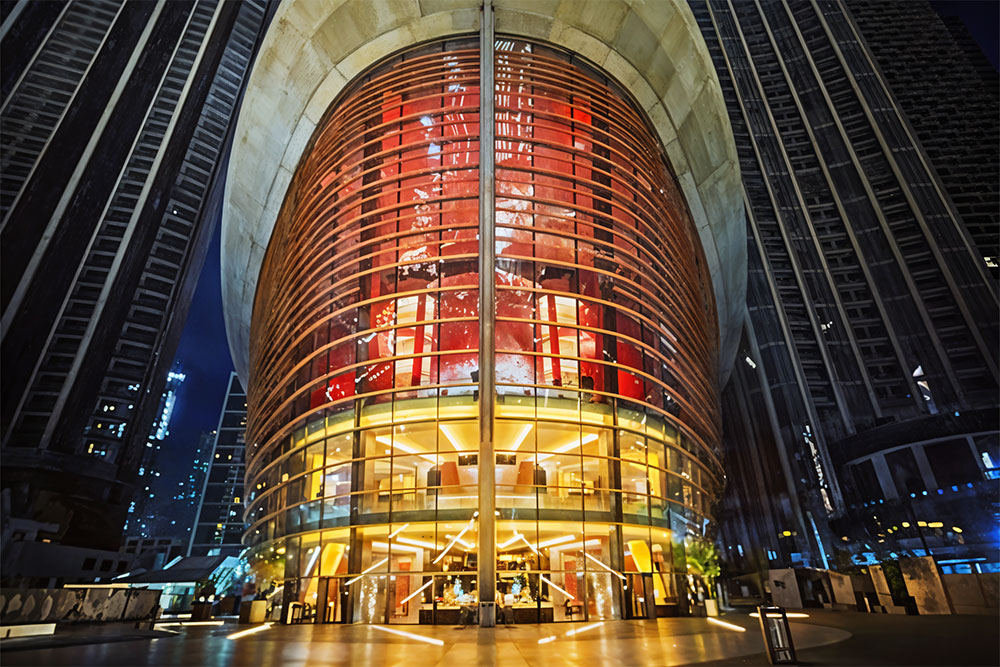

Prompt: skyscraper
xmin=689 ymin=0 xmax=998 ymax=575
xmin=845 ymin=0 xmax=999 ymax=275
xmin=124 ymin=367 xmax=186 ymax=538
xmin=188 ymin=372 xmax=246 ymax=558
xmin=0 ymin=0 xmax=273 ymax=584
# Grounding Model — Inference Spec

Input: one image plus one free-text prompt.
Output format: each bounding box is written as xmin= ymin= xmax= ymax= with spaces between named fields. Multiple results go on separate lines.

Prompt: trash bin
xmin=239 ymin=600 xmax=268 ymax=624
xmin=479 ymin=601 xmax=495 ymax=627
xmin=756 ymin=605 xmax=796 ymax=665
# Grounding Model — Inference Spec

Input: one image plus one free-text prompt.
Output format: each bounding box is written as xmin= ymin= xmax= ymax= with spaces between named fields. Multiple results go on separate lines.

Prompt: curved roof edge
xmin=222 ymin=0 xmax=745 ymax=386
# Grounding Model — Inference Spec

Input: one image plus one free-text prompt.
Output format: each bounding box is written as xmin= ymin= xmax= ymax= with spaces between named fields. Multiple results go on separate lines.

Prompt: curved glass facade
xmin=244 ymin=38 xmax=723 ymax=624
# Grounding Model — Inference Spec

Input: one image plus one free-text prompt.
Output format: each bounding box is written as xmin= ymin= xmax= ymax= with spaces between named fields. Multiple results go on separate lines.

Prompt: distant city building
xmin=121 ymin=535 xmax=186 ymax=573
xmin=0 ymin=0 xmax=273 ymax=585
xmin=690 ymin=0 xmax=998 ymax=575
xmin=173 ymin=430 xmax=215 ymax=540
xmin=125 ymin=367 xmax=185 ymax=538
xmin=188 ymin=373 xmax=246 ymax=557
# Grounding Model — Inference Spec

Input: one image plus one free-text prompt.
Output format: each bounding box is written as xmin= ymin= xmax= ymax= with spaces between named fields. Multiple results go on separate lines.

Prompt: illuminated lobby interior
xmin=223 ymin=0 xmax=744 ymax=627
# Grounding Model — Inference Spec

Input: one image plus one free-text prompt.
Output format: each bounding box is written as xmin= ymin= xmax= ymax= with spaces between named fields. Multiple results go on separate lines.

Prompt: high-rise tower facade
xmin=0 ymin=0 xmax=273 ymax=583
xmin=188 ymin=372 xmax=246 ymax=557
xmin=690 ymin=0 xmax=999 ymax=574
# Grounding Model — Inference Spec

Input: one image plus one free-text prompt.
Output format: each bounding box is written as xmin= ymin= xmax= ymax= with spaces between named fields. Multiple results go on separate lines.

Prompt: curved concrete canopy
xmin=222 ymin=0 xmax=745 ymax=385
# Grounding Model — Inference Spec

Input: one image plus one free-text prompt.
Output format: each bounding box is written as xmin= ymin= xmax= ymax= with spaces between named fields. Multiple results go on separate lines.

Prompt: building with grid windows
xmin=690 ymin=0 xmax=999 ymax=580
xmin=0 ymin=0 xmax=273 ymax=585
xmin=188 ymin=372 xmax=247 ymax=558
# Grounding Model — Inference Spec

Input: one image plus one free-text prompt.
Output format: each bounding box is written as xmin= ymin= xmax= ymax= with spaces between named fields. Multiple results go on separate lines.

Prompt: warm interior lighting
xmin=226 ymin=623 xmax=272 ymax=640
xmin=536 ymin=535 xmax=575 ymax=549
xmin=371 ymin=625 xmax=444 ymax=646
xmin=346 ymin=557 xmax=389 ymax=585
xmin=497 ymin=533 xmax=524 ymax=549
xmin=535 ymin=433 xmax=598 ymax=461
xmin=373 ymin=541 xmax=422 ymax=554
xmin=399 ymin=579 xmax=434 ymax=605
xmin=507 ymin=423 xmax=533 ymax=450
xmin=584 ymin=552 xmax=626 ymax=580
xmin=438 ymin=424 xmax=464 ymax=450
xmin=445 ymin=534 xmax=475 ymax=549
xmin=927 ymin=521 xmax=944 ymax=528
xmin=397 ymin=536 xmax=444 ymax=550
xmin=539 ymin=574 xmax=575 ymax=600
xmin=750 ymin=612 xmax=810 ymax=619
xmin=707 ymin=617 xmax=746 ymax=632
xmin=375 ymin=435 xmax=436 ymax=462
xmin=433 ymin=519 xmax=474 ymax=563
xmin=388 ymin=523 xmax=410 ymax=539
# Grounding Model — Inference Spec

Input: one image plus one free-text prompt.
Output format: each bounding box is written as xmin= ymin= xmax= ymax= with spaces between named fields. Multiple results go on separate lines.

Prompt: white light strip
xmin=303 ymin=546 xmax=321 ymax=578
xmin=750 ymin=612 xmax=809 ymax=619
xmin=536 ymin=534 xmax=575 ymax=549
xmin=521 ymin=535 xmax=540 ymax=555
xmin=375 ymin=435 xmax=436 ymax=462
xmin=538 ymin=635 xmax=557 ymax=644
xmin=156 ymin=621 xmax=225 ymax=627
xmin=535 ymin=433 xmax=598 ymax=461
xmin=388 ymin=523 xmax=409 ymax=539
xmin=226 ymin=623 xmax=273 ymax=640
xmin=548 ymin=539 xmax=600 ymax=552
xmin=373 ymin=541 xmax=422 ymax=554
xmin=433 ymin=520 xmax=473 ymax=563
xmin=399 ymin=579 xmax=434 ymax=605
xmin=346 ymin=557 xmax=389 ymax=585
xmin=540 ymin=574 xmax=575 ymax=600
xmin=508 ymin=423 xmax=533 ymax=450
xmin=439 ymin=424 xmax=464 ymax=450
xmin=445 ymin=534 xmax=475 ymax=549
xmin=498 ymin=533 xmax=523 ymax=549
xmin=584 ymin=552 xmax=626 ymax=580
xmin=707 ymin=617 xmax=746 ymax=632
xmin=556 ymin=432 xmax=599 ymax=453
xmin=565 ymin=622 xmax=603 ymax=636
xmin=397 ymin=536 xmax=443 ymax=550
xmin=371 ymin=624 xmax=444 ymax=646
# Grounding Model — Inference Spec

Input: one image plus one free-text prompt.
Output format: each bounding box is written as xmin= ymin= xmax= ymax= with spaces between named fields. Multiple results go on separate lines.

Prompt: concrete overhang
xmin=222 ymin=0 xmax=745 ymax=386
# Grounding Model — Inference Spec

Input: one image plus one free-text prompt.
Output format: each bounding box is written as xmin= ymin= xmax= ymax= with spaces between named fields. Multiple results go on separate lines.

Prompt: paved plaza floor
xmin=0 ymin=609 xmax=996 ymax=666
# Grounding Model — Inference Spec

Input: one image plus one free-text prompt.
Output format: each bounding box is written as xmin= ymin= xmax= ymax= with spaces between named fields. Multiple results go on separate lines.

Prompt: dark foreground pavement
xmin=0 ymin=609 xmax=994 ymax=666
xmin=684 ymin=609 xmax=999 ymax=666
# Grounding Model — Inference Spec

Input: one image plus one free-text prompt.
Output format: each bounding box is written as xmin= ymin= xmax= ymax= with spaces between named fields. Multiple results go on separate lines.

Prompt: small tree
xmin=686 ymin=537 xmax=721 ymax=598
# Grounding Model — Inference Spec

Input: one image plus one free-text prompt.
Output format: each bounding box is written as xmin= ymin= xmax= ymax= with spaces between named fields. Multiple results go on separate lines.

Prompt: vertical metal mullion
xmin=476 ymin=0 xmax=496 ymax=628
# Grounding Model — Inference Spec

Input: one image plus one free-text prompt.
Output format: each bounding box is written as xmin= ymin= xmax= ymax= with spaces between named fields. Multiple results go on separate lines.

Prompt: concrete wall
xmin=869 ymin=565 xmax=903 ymax=613
xmin=221 ymin=0 xmax=745 ymax=385
xmin=828 ymin=571 xmax=855 ymax=607
xmin=899 ymin=556 xmax=951 ymax=615
xmin=0 ymin=587 xmax=160 ymax=625
xmin=767 ymin=568 xmax=802 ymax=609
xmin=941 ymin=573 xmax=999 ymax=615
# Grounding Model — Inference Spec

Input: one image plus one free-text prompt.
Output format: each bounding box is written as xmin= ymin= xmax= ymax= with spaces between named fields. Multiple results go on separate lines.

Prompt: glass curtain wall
xmin=243 ymin=37 xmax=722 ymax=625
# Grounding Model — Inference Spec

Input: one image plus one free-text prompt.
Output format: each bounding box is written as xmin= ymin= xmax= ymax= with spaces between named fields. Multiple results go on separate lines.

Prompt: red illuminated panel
xmin=250 ymin=40 xmax=719 ymax=483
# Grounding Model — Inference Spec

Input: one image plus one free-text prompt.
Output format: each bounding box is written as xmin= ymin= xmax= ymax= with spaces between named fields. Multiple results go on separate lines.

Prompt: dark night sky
xmin=930 ymin=0 xmax=999 ymax=69
xmin=154 ymin=2 xmax=1000 ymax=530
xmin=156 ymin=212 xmax=231 ymax=507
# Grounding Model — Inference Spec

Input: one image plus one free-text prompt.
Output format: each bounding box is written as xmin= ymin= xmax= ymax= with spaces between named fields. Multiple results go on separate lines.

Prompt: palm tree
xmin=685 ymin=538 xmax=721 ymax=598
